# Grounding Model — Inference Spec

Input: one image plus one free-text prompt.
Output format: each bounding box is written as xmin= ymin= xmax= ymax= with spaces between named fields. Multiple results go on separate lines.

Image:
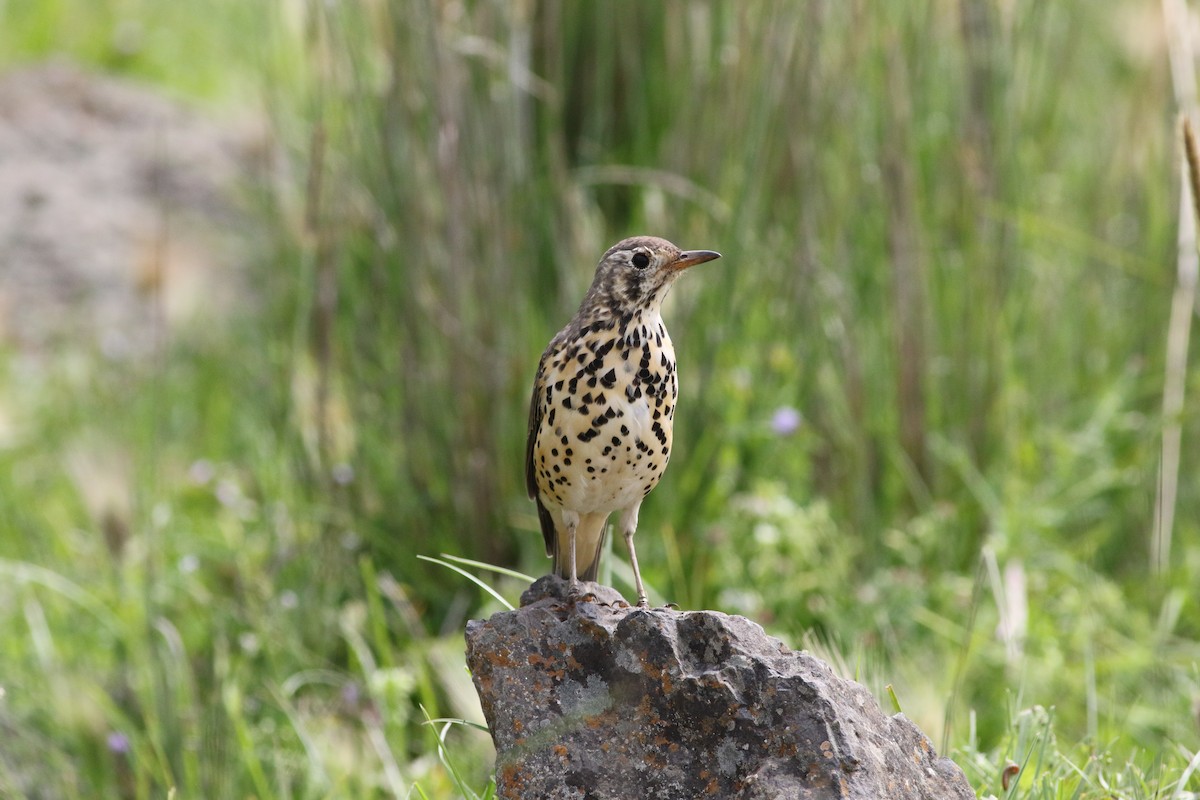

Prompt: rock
xmin=466 ymin=575 xmax=975 ymax=799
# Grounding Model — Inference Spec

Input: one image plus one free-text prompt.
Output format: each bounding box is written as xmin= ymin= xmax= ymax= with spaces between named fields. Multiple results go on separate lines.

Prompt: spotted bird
xmin=525 ymin=236 xmax=720 ymax=606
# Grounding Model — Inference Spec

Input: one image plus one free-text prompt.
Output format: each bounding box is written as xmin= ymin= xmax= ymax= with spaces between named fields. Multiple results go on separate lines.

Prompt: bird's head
xmin=580 ymin=236 xmax=721 ymax=318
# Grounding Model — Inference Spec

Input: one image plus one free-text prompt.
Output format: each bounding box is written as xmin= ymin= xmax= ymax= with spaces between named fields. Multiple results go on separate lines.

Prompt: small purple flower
xmin=215 ymin=479 xmax=240 ymax=508
xmin=188 ymin=459 xmax=215 ymax=485
xmin=107 ymin=731 xmax=131 ymax=755
xmin=770 ymin=406 xmax=802 ymax=436
xmin=331 ymin=463 xmax=355 ymax=485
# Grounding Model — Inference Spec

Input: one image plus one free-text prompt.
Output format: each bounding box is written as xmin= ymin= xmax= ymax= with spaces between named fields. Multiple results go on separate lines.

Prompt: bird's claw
xmin=566 ymin=583 xmax=597 ymax=605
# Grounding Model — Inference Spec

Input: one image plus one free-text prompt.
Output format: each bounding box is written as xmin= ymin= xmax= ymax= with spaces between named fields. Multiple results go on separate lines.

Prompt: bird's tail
xmin=553 ymin=512 xmax=610 ymax=581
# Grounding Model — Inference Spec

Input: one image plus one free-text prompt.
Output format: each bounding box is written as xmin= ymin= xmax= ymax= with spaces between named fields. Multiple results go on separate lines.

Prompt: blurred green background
xmin=1 ymin=0 xmax=1198 ymax=797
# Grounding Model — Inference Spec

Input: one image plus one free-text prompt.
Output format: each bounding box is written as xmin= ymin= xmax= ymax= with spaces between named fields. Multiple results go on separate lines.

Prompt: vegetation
xmin=1 ymin=1 xmax=1198 ymax=797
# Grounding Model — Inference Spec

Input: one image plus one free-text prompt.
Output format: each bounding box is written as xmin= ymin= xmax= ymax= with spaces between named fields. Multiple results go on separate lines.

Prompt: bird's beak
xmin=671 ymin=249 xmax=722 ymax=271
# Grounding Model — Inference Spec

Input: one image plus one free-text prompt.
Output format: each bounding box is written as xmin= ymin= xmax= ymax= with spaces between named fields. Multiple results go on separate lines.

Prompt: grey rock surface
xmin=466 ymin=575 xmax=975 ymax=799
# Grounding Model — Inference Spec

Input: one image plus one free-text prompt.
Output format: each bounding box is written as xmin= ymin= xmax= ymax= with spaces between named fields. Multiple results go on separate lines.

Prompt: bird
xmin=525 ymin=236 xmax=721 ymax=607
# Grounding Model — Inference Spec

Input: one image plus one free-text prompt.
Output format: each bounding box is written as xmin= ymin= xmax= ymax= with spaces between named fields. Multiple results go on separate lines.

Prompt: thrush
xmin=525 ymin=236 xmax=721 ymax=607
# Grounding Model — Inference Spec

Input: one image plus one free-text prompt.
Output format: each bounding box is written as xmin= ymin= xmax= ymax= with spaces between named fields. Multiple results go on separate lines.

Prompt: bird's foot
xmin=565 ymin=581 xmax=598 ymax=606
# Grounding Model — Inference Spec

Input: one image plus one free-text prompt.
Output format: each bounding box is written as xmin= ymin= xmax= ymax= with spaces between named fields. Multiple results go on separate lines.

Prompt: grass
xmin=1 ymin=0 xmax=1199 ymax=797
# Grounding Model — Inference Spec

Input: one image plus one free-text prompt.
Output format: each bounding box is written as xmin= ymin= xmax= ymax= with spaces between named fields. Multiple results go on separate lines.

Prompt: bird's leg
xmin=562 ymin=511 xmax=581 ymax=598
xmin=618 ymin=504 xmax=648 ymax=607
xmin=569 ymin=525 xmax=578 ymax=592
xmin=625 ymin=530 xmax=648 ymax=608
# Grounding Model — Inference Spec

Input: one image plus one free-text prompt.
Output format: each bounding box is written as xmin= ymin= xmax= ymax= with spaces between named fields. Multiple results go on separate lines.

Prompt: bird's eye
xmin=631 ymin=252 xmax=650 ymax=269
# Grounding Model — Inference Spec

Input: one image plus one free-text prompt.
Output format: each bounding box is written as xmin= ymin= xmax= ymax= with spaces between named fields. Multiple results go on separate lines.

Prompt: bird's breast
xmin=532 ymin=312 xmax=679 ymax=515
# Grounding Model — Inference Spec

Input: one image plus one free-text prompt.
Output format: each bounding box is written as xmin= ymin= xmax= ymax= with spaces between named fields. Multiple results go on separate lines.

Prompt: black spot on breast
xmin=600 ymin=368 xmax=617 ymax=388
xmin=651 ymin=421 xmax=667 ymax=445
xmin=578 ymin=429 xmax=599 ymax=443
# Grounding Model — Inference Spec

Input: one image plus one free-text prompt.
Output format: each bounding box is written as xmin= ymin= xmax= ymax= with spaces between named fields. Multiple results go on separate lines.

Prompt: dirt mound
xmin=0 ymin=60 xmax=263 ymax=357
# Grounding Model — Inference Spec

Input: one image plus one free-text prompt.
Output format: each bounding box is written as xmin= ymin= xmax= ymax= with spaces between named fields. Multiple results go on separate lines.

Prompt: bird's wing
xmin=525 ymin=345 xmax=558 ymax=556
xmin=524 ymin=349 xmax=548 ymax=499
